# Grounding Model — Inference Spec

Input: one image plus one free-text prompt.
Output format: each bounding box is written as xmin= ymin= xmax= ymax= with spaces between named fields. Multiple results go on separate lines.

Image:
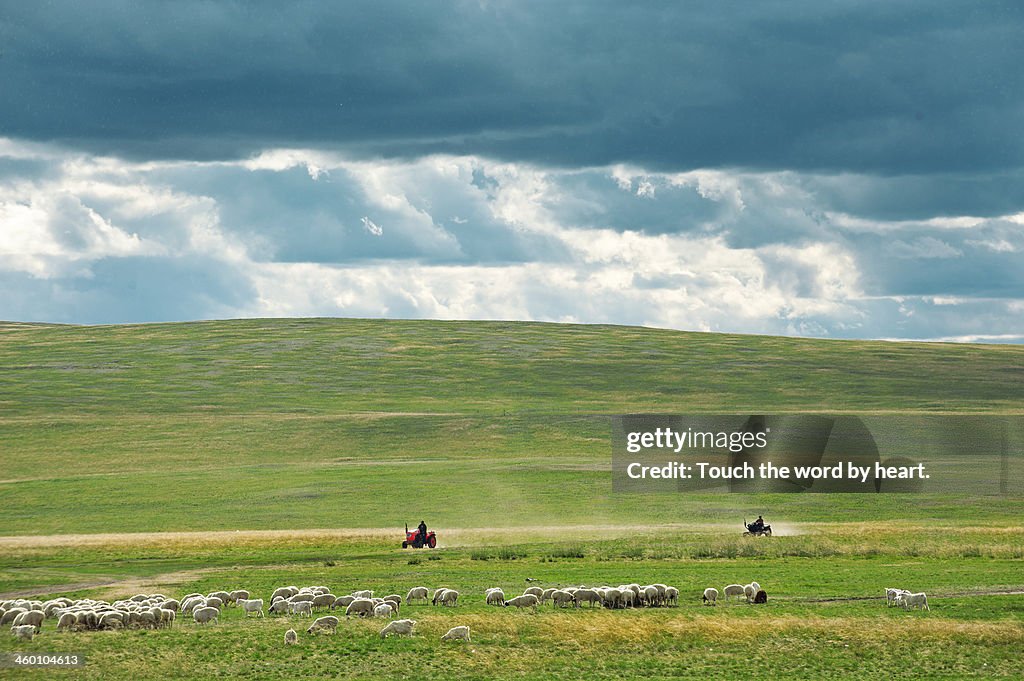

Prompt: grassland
xmin=1 ymin=318 xmax=1022 ymax=678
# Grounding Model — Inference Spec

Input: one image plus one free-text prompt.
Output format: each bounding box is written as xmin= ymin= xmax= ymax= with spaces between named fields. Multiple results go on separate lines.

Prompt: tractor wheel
xmin=427 ymin=535 xmax=437 ymax=549
xmin=402 ymin=541 xmax=408 ymax=548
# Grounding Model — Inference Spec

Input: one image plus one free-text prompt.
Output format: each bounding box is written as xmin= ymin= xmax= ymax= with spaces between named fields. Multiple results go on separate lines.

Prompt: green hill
xmin=1 ymin=318 xmax=1022 ymax=536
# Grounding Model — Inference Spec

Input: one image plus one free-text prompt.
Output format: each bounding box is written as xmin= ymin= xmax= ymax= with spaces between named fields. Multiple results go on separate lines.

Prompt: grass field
xmin=1 ymin=318 xmax=1022 ymax=678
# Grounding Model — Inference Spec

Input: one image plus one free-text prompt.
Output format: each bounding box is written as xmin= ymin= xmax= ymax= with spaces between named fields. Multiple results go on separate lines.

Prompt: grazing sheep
xmin=180 ymin=597 xmax=206 ymax=615
xmin=289 ymin=593 xmax=315 ymax=604
xmin=380 ymin=619 xmax=416 ymax=638
xmin=284 ymin=629 xmax=298 ymax=645
xmin=374 ymin=603 xmax=395 ymax=618
xmin=750 ymin=581 xmax=761 ymax=593
xmin=306 ymin=616 xmax=340 ymax=634
xmin=486 ymin=589 xmax=505 ymax=606
xmin=524 ymin=586 xmax=544 ymax=599
xmin=702 ymin=588 xmax=718 ymax=605
xmin=505 ymin=594 xmax=539 ymax=612
xmin=753 ymin=590 xmax=768 ymax=604
xmin=161 ymin=599 xmax=180 ymax=612
xmin=160 ymin=608 xmax=176 ymax=627
xmin=900 ymin=592 xmax=929 ymax=611
xmin=599 ymin=588 xmax=621 ymax=609
xmin=540 ymin=588 xmax=557 ymax=604
xmin=441 ymin=625 xmax=471 ymax=642
xmin=239 ymin=599 xmax=264 ymax=617
xmin=665 ymin=587 xmax=679 ymax=606
xmin=723 ymin=584 xmax=746 ymax=602
xmin=406 ymin=587 xmax=428 ymax=604
xmin=573 ymin=589 xmax=601 ymax=608
xmin=438 ymin=590 xmax=459 ymax=607
xmin=269 ymin=599 xmax=290 ymax=615
xmin=331 ymin=595 xmax=355 ymax=610
xmin=193 ymin=606 xmax=219 ymax=624
xmin=1 ymin=608 xmax=26 ymax=625
xmin=272 ymin=587 xmax=298 ymax=602
xmin=345 ymin=598 xmax=375 ymax=618
xmin=205 ymin=597 xmax=224 ymax=610
xmin=351 ymin=590 xmax=373 ymax=599
xmin=56 ymin=612 xmax=76 ymax=631
xmin=289 ymin=601 xmax=313 ymax=617
xmin=13 ymin=610 xmax=45 ymax=632
xmin=383 ymin=594 xmax=403 ymax=605
xmin=227 ymin=590 xmax=249 ymax=604
xmin=551 ymin=590 xmax=575 ymax=608
xmin=12 ymin=624 xmax=36 ymax=641
xmin=641 ymin=585 xmax=660 ymax=607
xmin=208 ymin=591 xmax=231 ymax=604
xmin=431 ymin=589 xmax=450 ymax=606
xmin=311 ymin=593 xmax=336 ymax=611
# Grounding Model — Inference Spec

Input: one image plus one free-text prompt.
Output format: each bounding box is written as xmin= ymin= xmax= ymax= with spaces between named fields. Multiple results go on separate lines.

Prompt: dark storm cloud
xmin=3 ymin=1 xmax=1022 ymax=180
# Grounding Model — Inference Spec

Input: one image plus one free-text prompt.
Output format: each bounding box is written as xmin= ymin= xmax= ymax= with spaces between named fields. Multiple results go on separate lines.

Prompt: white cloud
xmin=0 ymin=137 xmax=1021 ymax=341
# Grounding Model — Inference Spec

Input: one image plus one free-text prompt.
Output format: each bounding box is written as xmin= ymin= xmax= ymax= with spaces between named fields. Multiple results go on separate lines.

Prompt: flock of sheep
xmin=700 ymin=581 xmax=767 ymax=606
xmin=5 ymin=578 xmax=931 ymax=644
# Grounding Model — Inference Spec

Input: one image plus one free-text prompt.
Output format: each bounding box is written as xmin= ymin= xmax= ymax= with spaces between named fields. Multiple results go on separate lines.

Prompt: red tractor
xmin=402 ymin=523 xmax=437 ymax=549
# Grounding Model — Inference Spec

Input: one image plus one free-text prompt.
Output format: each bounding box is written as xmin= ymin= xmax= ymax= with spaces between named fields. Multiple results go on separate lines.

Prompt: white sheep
xmin=702 ymin=588 xmax=718 ymax=605
xmin=306 ymin=616 xmax=340 ymax=634
xmin=524 ymin=586 xmax=544 ymax=599
xmin=723 ymin=584 xmax=746 ymax=602
xmin=332 ymin=595 xmax=355 ymax=610
xmin=269 ymin=599 xmax=290 ymax=615
xmin=12 ymin=624 xmax=36 ymax=641
xmin=345 ymin=598 xmax=375 ymax=618
xmin=438 ymin=590 xmax=459 ymax=607
xmin=551 ymin=590 xmax=575 ymax=608
xmin=272 ymin=587 xmax=298 ymax=602
xmin=504 ymin=594 xmax=539 ymax=612
xmin=574 ymin=589 xmax=601 ymax=608
xmin=665 ymin=586 xmax=679 ymax=606
xmin=900 ymin=592 xmax=930 ymax=611
xmin=13 ymin=610 xmax=45 ymax=632
xmin=486 ymin=589 xmax=505 ymax=606
xmin=406 ymin=587 xmax=428 ymax=604
xmin=431 ymin=588 xmax=450 ymax=605
xmin=441 ymin=625 xmax=471 ymax=642
xmin=374 ymin=603 xmax=395 ymax=618
xmin=56 ymin=612 xmax=77 ymax=631
xmin=239 ymin=599 xmax=264 ymax=617
xmin=886 ymin=588 xmax=910 ymax=607
xmin=351 ymin=590 xmax=373 ymax=599
xmin=228 ymin=590 xmax=250 ymax=604
xmin=288 ymin=601 xmax=313 ymax=617
xmin=380 ymin=619 xmax=417 ymax=638
xmin=284 ymin=628 xmax=298 ymax=645
xmin=2 ymin=608 xmax=27 ymax=625
xmin=192 ymin=606 xmax=219 ymax=624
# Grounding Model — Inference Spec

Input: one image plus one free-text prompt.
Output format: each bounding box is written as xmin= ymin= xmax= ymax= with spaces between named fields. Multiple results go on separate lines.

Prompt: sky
xmin=1 ymin=1 xmax=1022 ymax=341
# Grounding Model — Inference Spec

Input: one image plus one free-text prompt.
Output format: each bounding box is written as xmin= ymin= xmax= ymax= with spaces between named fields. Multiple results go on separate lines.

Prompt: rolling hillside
xmin=1 ymin=318 xmax=1022 ymax=536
